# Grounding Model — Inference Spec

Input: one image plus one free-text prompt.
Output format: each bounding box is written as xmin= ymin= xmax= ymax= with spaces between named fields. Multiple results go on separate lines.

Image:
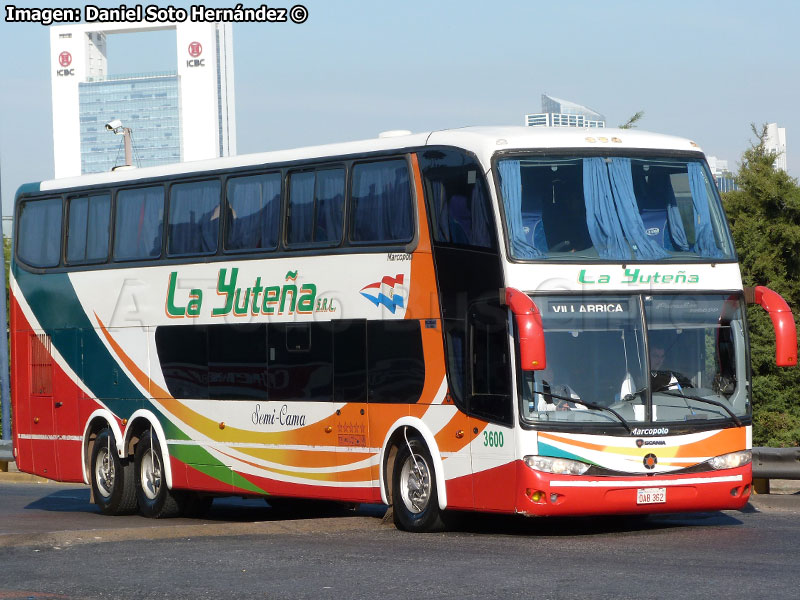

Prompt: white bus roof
xmin=38 ymin=126 xmax=703 ymax=192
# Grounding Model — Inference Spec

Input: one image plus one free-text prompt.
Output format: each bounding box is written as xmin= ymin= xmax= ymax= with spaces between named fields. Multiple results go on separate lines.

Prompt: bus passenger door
xmin=468 ymin=302 xmax=517 ymax=512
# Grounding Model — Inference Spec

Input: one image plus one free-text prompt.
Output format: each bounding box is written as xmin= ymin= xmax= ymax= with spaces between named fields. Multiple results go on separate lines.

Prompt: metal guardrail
xmin=752 ymin=446 xmax=800 ymax=480
xmin=0 ymin=439 xmax=12 ymax=463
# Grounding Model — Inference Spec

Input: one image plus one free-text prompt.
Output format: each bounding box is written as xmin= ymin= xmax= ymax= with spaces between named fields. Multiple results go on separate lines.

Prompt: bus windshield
xmin=496 ymin=155 xmax=735 ymax=261
xmin=520 ymin=294 xmax=749 ymax=428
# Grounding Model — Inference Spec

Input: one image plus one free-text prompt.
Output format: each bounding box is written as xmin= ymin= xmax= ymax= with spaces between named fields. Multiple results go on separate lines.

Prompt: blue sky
xmin=2 ymin=0 xmax=799 ymax=219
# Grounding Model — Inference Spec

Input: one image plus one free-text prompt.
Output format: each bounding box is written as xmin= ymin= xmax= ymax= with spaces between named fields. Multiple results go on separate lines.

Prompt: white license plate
xmin=636 ymin=487 xmax=666 ymax=504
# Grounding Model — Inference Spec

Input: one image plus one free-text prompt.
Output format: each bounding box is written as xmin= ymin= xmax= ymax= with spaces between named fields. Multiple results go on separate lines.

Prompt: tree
xmin=618 ymin=111 xmax=644 ymax=129
xmin=722 ymin=124 xmax=800 ymax=446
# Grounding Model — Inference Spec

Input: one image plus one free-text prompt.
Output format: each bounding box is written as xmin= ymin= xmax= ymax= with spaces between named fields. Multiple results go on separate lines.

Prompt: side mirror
xmin=504 ymin=288 xmax=546 ymax=371
xmin=745 ymin=286 xmax=798 ymax=367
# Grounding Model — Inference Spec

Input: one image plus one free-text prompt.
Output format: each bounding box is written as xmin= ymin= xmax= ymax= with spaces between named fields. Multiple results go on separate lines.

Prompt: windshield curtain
xmin=520 ymin=294 xmax=749 ymax=428
xmin=498 ymin=155 xmax=733 ymax=261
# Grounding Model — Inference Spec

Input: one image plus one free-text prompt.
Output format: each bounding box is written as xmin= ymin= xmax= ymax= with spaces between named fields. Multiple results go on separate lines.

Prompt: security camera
xmin=105 ymin=119 xmax=123 ymax=131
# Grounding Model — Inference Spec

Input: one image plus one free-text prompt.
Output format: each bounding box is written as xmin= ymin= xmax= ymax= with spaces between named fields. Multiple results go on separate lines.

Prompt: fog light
xmin=526 ymin=489 xmax=546 ymax=503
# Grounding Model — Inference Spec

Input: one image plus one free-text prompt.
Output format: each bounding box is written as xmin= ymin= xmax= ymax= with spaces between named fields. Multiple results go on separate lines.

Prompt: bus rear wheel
xmin=134 ymin=430 xmax=181 ymax=518
xmin=392 ymin=437 xmax=445 ymax=532
xmin=90 ymin=428 xmax=137 ymax=515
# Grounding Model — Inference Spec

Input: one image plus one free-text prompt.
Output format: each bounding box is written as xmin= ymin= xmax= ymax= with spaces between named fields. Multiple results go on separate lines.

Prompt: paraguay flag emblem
xmin=360 ymin=274 xmax=407 ymax=314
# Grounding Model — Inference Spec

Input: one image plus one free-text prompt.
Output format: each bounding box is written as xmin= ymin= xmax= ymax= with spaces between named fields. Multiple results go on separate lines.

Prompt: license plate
xmin=636 ymin=487 xmax=666 ymax=504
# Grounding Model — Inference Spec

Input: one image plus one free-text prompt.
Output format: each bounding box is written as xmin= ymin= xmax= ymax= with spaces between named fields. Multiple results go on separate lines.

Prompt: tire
xmin=134 ymin=429 xmax=181 ymax=518
xmin=90 ymin=428 xmax=138 ymax=515
xmin=392 ymin=436 xmax=445 ymax=532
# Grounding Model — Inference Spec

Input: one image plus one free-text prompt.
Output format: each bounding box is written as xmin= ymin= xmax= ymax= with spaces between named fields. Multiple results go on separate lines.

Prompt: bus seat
xmin=521 ymin=211 xmax=548 ymax=252
xmin=640 ymin=208 xmax=669 ymax=248
xmin=634 ymin=167 xmax=672 ymax=250
xmin=448 ymin=194 xmax=471 ymax=245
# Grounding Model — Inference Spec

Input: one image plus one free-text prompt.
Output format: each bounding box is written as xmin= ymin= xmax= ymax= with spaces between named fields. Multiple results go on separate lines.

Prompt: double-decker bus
xmin=10 ymin=127 xmax=797 ymax=531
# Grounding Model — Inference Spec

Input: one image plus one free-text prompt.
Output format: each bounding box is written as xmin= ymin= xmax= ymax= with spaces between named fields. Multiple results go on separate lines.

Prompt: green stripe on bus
xmin=169 ymin=443 xmax=266 ymax=494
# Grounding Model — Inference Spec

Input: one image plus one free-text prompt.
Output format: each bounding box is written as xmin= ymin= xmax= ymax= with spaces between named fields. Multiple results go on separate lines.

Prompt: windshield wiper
xmin=540 ymin=390 xmax=632 ymax=433
xmin=655 ymin=389 xmax=742 ymax=427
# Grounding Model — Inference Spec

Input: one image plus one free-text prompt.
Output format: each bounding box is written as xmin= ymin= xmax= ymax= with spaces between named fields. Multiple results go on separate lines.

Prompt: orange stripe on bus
xmin=539 ymin=428 xmax=745 ymax=460
xmin=216 ymin=447 xmax=375 ymax=483
xmin=95 ymin=314 xmax=341 ymax=445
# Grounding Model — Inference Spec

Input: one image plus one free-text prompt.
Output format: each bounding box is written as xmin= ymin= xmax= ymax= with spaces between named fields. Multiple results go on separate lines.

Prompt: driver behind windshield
xmin=648 ymin=339 xmax=693 ymax=392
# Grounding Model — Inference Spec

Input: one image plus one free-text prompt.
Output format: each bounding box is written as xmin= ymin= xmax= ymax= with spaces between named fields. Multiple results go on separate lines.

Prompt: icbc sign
xmin=57 ymin=51 xmax=74 ymax=77
xmin=187 ymin=41 xmax=205 ymax=68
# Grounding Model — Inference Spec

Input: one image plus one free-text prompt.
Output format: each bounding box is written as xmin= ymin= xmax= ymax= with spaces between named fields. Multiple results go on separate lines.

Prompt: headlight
xmin=524 ymin=455 xmax=590 ymax=475
xmin=708 ymin=450 xmax=752 ymax=470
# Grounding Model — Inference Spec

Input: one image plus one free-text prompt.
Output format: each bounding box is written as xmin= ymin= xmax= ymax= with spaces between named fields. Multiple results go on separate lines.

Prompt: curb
xmin=0 ymin=461 xmax=53 ymax=484
xmin=0 ymin=471 xmax=53 ymax=483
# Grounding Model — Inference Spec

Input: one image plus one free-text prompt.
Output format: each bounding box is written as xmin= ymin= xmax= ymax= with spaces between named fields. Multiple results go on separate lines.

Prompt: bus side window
xmin=468 ymin=302 xmax=512 ymax=424
xmin=66 ymin=193 xmax=110 ymax=264
xmin=226 ymin=173 xmax=281 ymax=251
xmin=418 ymin=150 xmax=495 ymax=249
xmin=17 ymin=198 xmax=63 ymax=268
xmin=114 ymin=186 xmax=164 ymax=261
xmin=367 ymin=320 xmax=424 ymax=403
xmin=350 ymin=160 xmax=414 ymax=244
xmin=333 ymin=320 xmax=367 ymax=404
xmin=208 ymin=323 xmax=268 ymax=400
xmin=287 ymin=168 xmax=345 ymax=246
xmin=168 ymin=180 xmax=221 ymax=256
xmin=268 ymin=322 xmax=333 ymax=402
xmin=154 ymin=325 xmax=209 ymax=400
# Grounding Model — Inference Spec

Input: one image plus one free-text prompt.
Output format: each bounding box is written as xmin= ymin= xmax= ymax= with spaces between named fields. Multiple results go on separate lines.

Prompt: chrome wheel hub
xmin=95 ymin=447 xmax=114 ymax=498
xmin=140 ymin=448 xmax=162 ymax=501
xmin=399 ymin=453 xmax=431 ymax=514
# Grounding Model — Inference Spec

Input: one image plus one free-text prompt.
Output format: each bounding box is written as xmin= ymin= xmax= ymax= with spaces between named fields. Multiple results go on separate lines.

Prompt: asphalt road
xmin=1 ymin=480 xmax=799 ymax=600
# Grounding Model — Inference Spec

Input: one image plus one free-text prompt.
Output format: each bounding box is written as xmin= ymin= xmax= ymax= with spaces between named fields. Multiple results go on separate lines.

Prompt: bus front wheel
xmin=90 ymin=428 xmax=137 ymax=515
xmin=134 ymin=430 xmax=181 ymax=518
xmin=392 ymin=437 xmax=445 ymax=532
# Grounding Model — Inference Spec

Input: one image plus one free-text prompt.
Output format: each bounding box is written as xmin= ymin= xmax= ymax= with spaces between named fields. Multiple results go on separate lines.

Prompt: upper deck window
xmin=497 ymin=155 xmax=734 ymax=261
xmin=287 ymin=168 xmax=345 ymax=246
xmin=350 ymin=160 xmax=414 ymax=244
xmin=418 ymin=149 xmax=495 ymax=249
xmin=66 ymin=194 xmax=111 ymax=264
xmin=17 ymin=198 xmax=62 ymax=268
xmin=167 ymin=180 xmax=220 ymax=256
xmin=226 ymin=173 xmax=281 ymax=252
xmin=114 ymin=186 xmax=164 ymax=261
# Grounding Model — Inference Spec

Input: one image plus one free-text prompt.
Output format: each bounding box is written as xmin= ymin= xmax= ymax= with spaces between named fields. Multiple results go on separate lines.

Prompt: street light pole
xmin=0 ymin=160 xmax=12 ymax=441
xmin=122 ymin=127 xmax=132 ymax=167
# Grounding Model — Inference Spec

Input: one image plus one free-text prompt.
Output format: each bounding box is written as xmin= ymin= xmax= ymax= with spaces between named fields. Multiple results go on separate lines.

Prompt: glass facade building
xmin=79 ymin=72 xmax=181 ymax=174
xmin=525 ymin=113 xmax=606 ymax=128
xmin=525 ymin=94 xmax=606 ymax=129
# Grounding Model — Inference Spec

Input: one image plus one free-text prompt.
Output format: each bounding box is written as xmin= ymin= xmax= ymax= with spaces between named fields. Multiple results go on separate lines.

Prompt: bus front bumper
xmin=516 ymin=461 xmax=752 ymax=516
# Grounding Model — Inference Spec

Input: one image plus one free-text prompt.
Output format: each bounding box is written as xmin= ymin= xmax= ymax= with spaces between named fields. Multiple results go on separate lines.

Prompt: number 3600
xmin=483 ymin=430 xmax=504 ymax=447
